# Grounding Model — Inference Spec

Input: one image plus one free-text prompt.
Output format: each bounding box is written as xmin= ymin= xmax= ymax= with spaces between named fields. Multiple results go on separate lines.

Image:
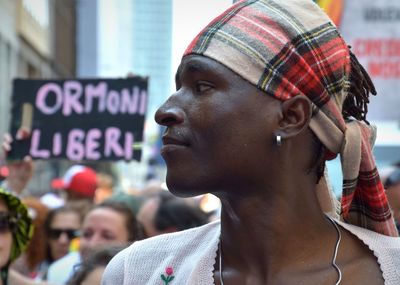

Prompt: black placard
xmin=8 ymin=77 xmax=148 ymax=161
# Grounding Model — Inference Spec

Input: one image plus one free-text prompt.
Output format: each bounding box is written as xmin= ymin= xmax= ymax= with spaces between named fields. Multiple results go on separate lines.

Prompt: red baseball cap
xmin=51 ymin=165 xmax=97 ymax=198
xmin=0 ymin=166 xmax=9 ymax=178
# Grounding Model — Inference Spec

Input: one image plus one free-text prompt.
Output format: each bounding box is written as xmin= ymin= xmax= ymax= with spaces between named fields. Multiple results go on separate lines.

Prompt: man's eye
xmin=195 ymin=82 xmax=213 ymax=93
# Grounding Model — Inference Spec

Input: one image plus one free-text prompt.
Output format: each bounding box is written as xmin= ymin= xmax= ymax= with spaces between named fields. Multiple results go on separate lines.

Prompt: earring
xmin=276 ymin=134 xmax=282 ymax=146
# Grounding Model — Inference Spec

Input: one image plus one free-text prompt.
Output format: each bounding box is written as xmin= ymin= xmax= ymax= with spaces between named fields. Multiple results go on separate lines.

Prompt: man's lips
xmin=161 ymin=135 xmax=189 ymax=147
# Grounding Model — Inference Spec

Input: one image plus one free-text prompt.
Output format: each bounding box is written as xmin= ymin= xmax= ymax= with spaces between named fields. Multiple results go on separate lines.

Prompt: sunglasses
xmin=0 ymin=212 xmax=17 ymax=234
xmin=48 ymin=228 xmax=81 ymax=240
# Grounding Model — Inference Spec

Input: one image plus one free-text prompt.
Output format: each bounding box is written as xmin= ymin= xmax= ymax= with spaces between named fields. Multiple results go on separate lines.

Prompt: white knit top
xmin=101 ymin=220 xmax=400 ymax=285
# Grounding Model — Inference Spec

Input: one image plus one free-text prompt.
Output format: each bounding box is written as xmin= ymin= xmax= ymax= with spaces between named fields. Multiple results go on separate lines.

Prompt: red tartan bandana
xmin=184 ymin=0 xmax=398 ymax=236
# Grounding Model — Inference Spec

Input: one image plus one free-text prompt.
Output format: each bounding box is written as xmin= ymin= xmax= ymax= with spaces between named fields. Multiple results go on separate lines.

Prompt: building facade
xmin=0 ymin=0 xmax=77 ymax=195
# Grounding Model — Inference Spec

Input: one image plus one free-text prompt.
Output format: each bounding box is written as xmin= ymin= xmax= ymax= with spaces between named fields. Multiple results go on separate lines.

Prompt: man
xmin=103 ymin=0 xmax=400 ymax=284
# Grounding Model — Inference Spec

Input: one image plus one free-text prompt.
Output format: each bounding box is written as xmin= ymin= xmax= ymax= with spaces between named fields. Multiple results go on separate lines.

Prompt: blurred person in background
xmin=11 ymin=197 xmax=50 ymax=279
xmin=94 ymin=173 xmax=114 ymax=204
xmin=139 ymin=179 xmax=165 ymax=197
xmin=6 ymin=200 xmax=90 ymax=285
xmin=384 ymin=167 xmax=400 ymax=231
xmin=51 ymin=165 xmax=97 ymax=203
xmin=7 ymin=203 xmax=84 ymax=285
xmin=46 ymin=200 xmax=143 ymax=285
xmin=106 ymin=191 xmax=143 ymax=216
xmin=49 ymin=165 xmax=98 ymax=227
xmin=106 ymin=179 xmax=166 ymax=217
xmin=0 ymin=188 xmax=33 ymax=285
xmin=138 ymin=191 xmax=209 ymax=238
xmin=66 ymin=245 xmax=128 ymax=285
xmin=44 ymin=204 xmax=83 ymax=270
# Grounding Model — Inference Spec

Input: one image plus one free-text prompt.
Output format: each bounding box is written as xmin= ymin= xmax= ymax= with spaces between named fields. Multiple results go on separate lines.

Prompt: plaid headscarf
xmin=184 ymin=0 xmax=398 ymax=236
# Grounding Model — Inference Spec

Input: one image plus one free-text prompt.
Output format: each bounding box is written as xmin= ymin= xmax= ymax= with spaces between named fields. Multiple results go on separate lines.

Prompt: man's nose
xmin=154 ymin=96 xmax=184 ymax=127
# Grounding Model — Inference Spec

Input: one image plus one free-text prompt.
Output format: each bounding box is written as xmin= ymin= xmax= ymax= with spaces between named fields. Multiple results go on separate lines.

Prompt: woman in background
xmin=44 ymin=204 xmax=83 ymax=266
xmin=67 ymin=245 xmax=127 ymax=285
xmin=0 ymin=188 xmax=33 ymax=285
xmin=47 ymin=200 xmax=143 ymax=284
xmin=11 ymin=197 xmax=50 ymax=279
xmin=11 ymin=202 xmax=83 ymax=282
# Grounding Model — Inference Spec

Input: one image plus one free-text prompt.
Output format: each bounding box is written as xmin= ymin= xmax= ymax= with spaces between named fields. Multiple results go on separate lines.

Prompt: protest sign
xmin=319 ymin=0 xmax=400 ymax=121
xmin=8 ymin=77 xmax=148 ymax=161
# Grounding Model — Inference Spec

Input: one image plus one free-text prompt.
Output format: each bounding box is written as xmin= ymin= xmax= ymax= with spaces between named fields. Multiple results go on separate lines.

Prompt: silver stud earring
xmin=276 ymin=134 xmax=282 ymax=146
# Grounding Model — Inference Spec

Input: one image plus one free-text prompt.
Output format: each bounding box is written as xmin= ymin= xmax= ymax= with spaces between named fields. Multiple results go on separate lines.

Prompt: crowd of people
xmin=1 ymin=0 xmax=400 ymax=284
xmin=0 ymin=158 xmax=212 ymax=285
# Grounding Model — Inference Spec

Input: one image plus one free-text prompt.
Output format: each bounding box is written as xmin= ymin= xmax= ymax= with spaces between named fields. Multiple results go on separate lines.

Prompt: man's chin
xmin=166 ymin=182 xmax=203 ymax=198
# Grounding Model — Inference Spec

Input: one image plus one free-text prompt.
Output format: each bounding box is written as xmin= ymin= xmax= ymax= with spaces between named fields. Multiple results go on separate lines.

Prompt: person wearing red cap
xmin=52 ymin=165 xmax=97 ymax=201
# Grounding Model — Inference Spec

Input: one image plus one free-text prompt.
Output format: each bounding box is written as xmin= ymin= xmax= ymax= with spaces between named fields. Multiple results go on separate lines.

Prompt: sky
xmin=171 ymin=0 xmax=232 ymax=75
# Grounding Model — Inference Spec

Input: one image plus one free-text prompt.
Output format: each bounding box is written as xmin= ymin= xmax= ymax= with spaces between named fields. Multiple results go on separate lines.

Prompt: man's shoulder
xmin=337 ymin=219 xmax=400 ymax=283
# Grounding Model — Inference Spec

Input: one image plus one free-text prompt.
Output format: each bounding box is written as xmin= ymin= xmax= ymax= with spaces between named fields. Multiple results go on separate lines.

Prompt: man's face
xmin=155 ymin=55 xmax=281 ymax=197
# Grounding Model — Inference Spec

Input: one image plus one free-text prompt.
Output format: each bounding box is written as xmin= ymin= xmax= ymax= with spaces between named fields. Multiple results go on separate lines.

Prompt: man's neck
xmin=218 ymin=187 xmax=336 ymax=281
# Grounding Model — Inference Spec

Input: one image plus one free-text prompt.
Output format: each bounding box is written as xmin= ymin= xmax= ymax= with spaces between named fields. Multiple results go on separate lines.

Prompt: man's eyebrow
xmin=176 ymin=60 xmax=213 ymax=82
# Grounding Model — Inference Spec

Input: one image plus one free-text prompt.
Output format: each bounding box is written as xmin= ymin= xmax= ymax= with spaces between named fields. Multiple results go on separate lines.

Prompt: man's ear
xmin=276 ymin=95 xmax=312 ymax=139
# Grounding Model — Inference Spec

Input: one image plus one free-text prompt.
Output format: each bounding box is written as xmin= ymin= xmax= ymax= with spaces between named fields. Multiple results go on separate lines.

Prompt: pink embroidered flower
xmin=161 ymin=267 xmax=175 ymax=284
xmin=165 ymin=267 xmax=173 ymax=276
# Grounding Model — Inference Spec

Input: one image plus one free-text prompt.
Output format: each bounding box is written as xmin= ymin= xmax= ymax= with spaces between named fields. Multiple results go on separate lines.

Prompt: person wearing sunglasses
xmin=0 ymin=188 xmax=33 ymax=285
xmin=10 ymin=198 xmax=50 ymax=280
xmin=44 ymin=205 xmax=83 ymax=266
xmin=46 ymin=200 xmax=143 ymax=285
xmin=49 ymin=228 xmax=80 ymax=241
xmin=6 ymin=202 xmax=83 ymax=285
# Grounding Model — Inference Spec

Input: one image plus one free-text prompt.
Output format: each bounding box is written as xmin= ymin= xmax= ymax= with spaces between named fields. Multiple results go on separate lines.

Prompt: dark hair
xmin=66 ymin=245 xmax=127 ymax=285
xmin=17 ymin=198 xmax=50 ymax=272
xmin=342 ymin=50 xmax=377 ymax=124
xmin=154 ymin=193 xmax=209 ymax=232
xmin=44 ymin=204 xmax=83 ymax=262
xmin=94 ymin=200 xmax=144 ymax=241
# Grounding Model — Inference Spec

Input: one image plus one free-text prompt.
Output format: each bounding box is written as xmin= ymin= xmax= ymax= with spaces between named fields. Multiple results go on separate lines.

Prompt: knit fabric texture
xmin=101 ymin=220 xmax=400 ymax=285
xmin=184 ymin=0 xmax=397 ymax=236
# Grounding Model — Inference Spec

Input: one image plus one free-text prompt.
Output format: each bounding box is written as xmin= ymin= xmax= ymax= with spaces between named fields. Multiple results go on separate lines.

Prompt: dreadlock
xmin=342 ymin=48 xmax=377 ymax=124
